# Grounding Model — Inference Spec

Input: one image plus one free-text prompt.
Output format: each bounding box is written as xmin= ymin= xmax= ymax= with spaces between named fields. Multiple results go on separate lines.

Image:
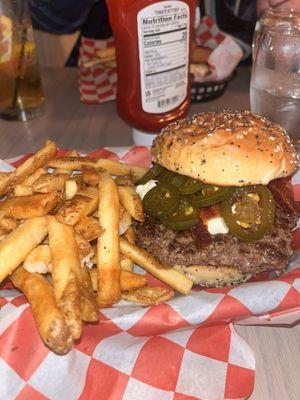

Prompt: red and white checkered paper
xmin=78 ymin=37 xmax=117 ymax=104
xmin=1 ymin=147 xmax=300 ymax=400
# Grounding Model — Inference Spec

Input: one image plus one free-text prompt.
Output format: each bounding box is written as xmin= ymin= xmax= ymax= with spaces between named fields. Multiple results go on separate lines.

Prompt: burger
xmin=134 ymin=110 xmax=299 ymax=287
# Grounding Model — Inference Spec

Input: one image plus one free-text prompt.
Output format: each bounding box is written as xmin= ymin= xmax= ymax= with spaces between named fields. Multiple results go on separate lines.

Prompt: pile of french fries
xmin=81 ymin=46 xmax=116 ymax=69
xmin=0 ymin=140 xmax=193 ymax=354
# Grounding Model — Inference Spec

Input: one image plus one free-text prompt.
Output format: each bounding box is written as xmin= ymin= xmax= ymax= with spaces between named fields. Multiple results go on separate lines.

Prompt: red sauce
xmin=107 ymin=0 xmax=196 ymax=132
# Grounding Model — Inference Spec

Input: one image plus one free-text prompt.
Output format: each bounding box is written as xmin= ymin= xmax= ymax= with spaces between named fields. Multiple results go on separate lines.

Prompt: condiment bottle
xmin=107 ymin=0 xmax=196 ymax=143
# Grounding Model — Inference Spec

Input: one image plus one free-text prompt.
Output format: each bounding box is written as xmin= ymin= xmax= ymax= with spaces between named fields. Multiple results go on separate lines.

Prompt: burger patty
xmin=134 ymin=209 xmax=296 ymax=275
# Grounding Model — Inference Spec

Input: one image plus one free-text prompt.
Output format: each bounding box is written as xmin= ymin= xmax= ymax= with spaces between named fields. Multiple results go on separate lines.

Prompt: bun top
xmin=151 ymin=110 xmax=299 ymax=186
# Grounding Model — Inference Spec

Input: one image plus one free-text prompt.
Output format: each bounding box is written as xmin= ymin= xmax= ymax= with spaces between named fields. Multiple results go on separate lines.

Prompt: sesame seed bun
xmin=173 ymin=265 xmax=252 ymax=287
xmin=151 ymin=110 xmax=299 ymax=186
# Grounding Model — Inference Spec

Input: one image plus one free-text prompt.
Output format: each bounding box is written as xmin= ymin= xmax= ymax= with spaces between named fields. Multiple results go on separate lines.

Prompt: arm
xmin=29 ymin=0 xmax=96 ymax=34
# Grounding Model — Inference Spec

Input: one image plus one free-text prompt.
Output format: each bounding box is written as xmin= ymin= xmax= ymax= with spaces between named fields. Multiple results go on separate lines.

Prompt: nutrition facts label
xmin=137 ymin=1 xmax=190 ymax=114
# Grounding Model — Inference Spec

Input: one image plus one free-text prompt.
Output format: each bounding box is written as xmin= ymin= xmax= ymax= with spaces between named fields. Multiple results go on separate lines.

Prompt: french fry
xmin=124 ymin=226 xmax=135 ymax=243
xmin=96 ymin=47 xmax=116 ymax=59
xmin=81 ymin=168 xmax=99 ymax=187
xmin=74 ymin=216 xmax=102 ymax=241
xmin=47 ymin=216 xmax=83 ymax=340
xmin=0 ymin=172 xmax=11 ymax=181
xmin=55 ymin=168 xmax=71 ymax=174
xmin=82 ymin=170 xmax=135 ymax=188
xmin=11 ymin=266 xmax=73 ymax=355
xmin=0 ymin=140 xmax=57 ymax=195
xmin=14 ymin=185 xmax=33 ymax=196
xmin=74 ymin=233 xmax=93 ymax=265
xmin=33 ymin=173 xmax=69 ymax=193
xmin=55 ymin=186 xmax=98 ymax=226
xmin=120 ymin=226 xmax=135 ymax=271
xmin=119 ymin=205 xmax=132 ymax=235
xmin=89 ymin=268 xmax=146 ymax=292
xmin=57 ymin=276 xmax=84 ymax=340
xmin=68 ymin=150 xmax=80 ymax=157
xmin=118 ymin=185 xmax=144 ymax=222
xmin=0 ymin=217 xmax=48 ymax=282
xmin=90 ymin=159 xmax=148 ymax=181
xmin=0 ymin=216 xmax=18 ymax=234
xmin=21 ymin=167 xmax=45 ymax=186
xmin=48 ymin=156 xmax=148 ymax=180
xmin=97 ymin=171 xmax=121 ymax=307
xmin=119 ymin=238 xmax=193 ymax=295
xmin=23 ymin=245 xmax=51 ymax=274
xmin=115 ymin=174 xmax=135 ymax=187
xmin=65 ymin=179 xmax=78 ymax=200
xmin=0 ymin=192 xmax=61 ymax=219
xmin=121 ymin=285 xmax=174 ymax=305
xmin=80 ymin=266 xmax=99 ymax=322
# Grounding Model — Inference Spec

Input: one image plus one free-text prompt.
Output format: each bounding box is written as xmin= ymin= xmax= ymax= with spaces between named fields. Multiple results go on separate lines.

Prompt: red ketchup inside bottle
xmin=107 ymin=0 xmax=196 ymax=135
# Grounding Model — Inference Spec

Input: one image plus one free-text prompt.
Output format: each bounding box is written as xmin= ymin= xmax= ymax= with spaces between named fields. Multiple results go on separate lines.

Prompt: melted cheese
xmin=200 ymin=206 xmax=229 ymax=235
xmin=135 ymin=180 xmax=157 ymax=200
xmin=207 ymin=217 xmax=229 ymax=234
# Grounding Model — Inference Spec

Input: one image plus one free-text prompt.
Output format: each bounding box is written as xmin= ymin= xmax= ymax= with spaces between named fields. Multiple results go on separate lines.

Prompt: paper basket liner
xmin=0 ymin=146 xmax=299 ymax=400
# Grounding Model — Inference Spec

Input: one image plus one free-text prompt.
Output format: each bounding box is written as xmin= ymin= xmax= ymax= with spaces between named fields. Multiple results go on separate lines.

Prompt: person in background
xmin=257 ymin=0 xmax=300 ymax=14
xmin=29 ymin=0 xmax=298 ymax=66
xmin=202 ymin=0 xmax=299 ymax=63
xmin=29 ymin=0 xmax=112 ymax=65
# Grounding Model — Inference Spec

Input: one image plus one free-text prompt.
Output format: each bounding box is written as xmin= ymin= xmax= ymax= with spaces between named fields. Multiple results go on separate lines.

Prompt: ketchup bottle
xmin=107 ymin=0 xmax=196 ymax=143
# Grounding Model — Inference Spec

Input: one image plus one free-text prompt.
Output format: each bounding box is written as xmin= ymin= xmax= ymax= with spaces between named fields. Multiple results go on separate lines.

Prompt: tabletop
xmin=0 ymin=67 xmax=299 ymax=400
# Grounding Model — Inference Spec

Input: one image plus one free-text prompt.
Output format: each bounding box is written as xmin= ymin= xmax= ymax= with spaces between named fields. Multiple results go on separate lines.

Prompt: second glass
xmin=250 ymin=9 xmax=300 ymax=140
xmin=0 ymin=0 xmax=44 ymax=121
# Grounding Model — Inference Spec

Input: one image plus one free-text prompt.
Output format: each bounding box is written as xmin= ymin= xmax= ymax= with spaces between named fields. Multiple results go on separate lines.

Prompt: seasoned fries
xmin=81 ymin=168 xmax=99 ymax=187
xmin=33 ymin=173 xmax=69 ymax=193
xmin=0 ymin=140 xmax=200 ymax=356
xmin=0 ymin=217 xmax=47 ymax=282
xmin=0 ymin=140 xmax=56 ymax=195
xmin=11 ymin=266 xmax=73 ymax=354
xmin=23 ymin=244 xmax=51 ymax=273
xmin=120 ymin=238 xmax=193 ymax=295
xmin=0 ymin=216 xmax=18 ymax=235
xmin=0 ymin=192 xmax=60 ymax=219
xmin=48 ymin=156 xmax=147 ymax=180
xmin=47 ymin=216 xmax=84 ymax=339
xmin=120 ymin=227 xmax=135 ymax=272
xmin=89 ymin=268 xmax=147 ymax=292
xmin=122 ymin=285 xmax=174 ymax=305
xmin=119 ymin=205 xmax=132 ymax=235
xmin=21 ymin=167 xmax=45 ymax=186
xmin=74 ymin=216 xmax=102 ymax=241
xmin=55 ymin=186 xmax=98 ymax=226
xmin=65 ymin=179 xmax=78 ymax=200
xmin=97 ymin=171 xmax=121 ymax=307
xmin=118 ymin=185 xmax=144 ymax=222
xmin=14 ymin=185 xmax=33 ymax=196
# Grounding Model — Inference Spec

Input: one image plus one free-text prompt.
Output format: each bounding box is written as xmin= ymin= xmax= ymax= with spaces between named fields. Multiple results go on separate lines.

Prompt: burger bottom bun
xmin=173 ymin=265 xmax=252 ymax=287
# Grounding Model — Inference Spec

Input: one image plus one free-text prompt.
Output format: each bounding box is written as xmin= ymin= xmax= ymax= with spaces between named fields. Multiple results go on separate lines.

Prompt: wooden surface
xmin=0 ymin=67 xmax=299 ymax=400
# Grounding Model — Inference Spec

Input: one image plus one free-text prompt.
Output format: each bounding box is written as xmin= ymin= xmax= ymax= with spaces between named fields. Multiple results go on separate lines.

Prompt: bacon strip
xmin=268 ymin=178 xmax=300 ymax=217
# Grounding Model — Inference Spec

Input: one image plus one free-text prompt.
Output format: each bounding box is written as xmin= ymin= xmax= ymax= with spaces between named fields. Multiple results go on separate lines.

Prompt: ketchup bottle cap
xmin=132 ymin=128 xmax=157 ymax=146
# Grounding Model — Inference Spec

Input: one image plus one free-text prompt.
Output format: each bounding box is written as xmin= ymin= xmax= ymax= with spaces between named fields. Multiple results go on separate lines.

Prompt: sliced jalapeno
xmin=158 ymin=170 xmax=188 ymax=188
xmin=220 ymin=185 xmax=275 ymax=242
xmin=161 ymin=197 xmax=198 ymax=230
xmin=135 ymin=164 xmax=164 ymax=185
xmin=187 ymin=185 xmax=232 ymax=207
xmin=143 ymin=183 xmax=179 ymax=218
xmin=178 ymin=178 xmax=205 ymax=195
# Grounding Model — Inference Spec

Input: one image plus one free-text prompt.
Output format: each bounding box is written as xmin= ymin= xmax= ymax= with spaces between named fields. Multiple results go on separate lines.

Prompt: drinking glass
xmin=250 ymin=9 xmax=300 ymax=140
xmin=0 ymin=0 xmax=44 ymax=121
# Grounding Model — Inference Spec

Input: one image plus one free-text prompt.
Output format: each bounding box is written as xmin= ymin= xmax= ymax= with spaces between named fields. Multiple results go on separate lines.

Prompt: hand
xmin=257 ymin=0 xmax=300 ymax=15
